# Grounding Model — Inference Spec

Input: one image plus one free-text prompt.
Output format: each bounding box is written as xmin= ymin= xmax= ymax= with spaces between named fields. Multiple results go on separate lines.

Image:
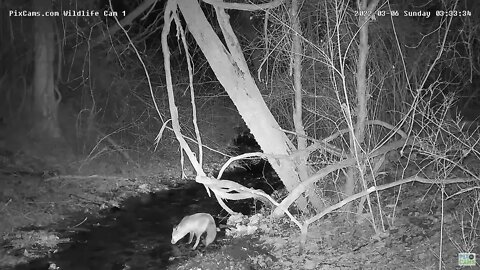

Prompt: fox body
xmin=171 ymin=213 xmax=217 ymax=250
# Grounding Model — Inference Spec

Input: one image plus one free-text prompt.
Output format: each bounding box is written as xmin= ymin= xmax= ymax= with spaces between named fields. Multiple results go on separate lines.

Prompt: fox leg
xmin=192 ymin=233 xmax=201 ymax=250
xmin=187 ymin=232 xmax=194 ymax=244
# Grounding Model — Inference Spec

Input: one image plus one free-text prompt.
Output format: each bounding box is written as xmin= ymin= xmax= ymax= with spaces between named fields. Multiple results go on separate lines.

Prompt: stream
xmin=12 ymin=163 xmax=280 ymax=270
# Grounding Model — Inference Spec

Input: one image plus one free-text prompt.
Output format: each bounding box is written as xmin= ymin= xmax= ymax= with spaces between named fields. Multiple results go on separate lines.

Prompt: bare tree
xmin=32 ymin=0 xmax=61 ymax=138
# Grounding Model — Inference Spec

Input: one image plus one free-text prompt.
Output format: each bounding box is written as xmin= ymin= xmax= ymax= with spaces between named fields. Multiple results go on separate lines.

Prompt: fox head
xmin=171 ymin=225 xmax=183 ymax=244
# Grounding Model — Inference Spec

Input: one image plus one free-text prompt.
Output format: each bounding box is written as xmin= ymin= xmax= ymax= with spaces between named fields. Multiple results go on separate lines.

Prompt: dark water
xmin=13 ymin=162 xmax=281 ymax=270
xmin=13 ymin=183 xmax=221 ymax=270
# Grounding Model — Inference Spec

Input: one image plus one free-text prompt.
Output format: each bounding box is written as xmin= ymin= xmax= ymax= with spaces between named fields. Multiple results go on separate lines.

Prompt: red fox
xmin=171 ymin=213 xmax=217 ymax=250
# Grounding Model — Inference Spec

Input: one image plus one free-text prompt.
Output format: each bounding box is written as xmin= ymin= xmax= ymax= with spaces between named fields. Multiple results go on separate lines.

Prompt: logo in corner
xmin=458 ymin=252 xmax=476 ymax=266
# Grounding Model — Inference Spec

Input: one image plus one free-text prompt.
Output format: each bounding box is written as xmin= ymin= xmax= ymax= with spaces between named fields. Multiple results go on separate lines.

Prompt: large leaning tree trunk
xmin=174 ymin=0 xmax=325 ymax=211
xmin=32 ymin=0 xmax=61 ymax=138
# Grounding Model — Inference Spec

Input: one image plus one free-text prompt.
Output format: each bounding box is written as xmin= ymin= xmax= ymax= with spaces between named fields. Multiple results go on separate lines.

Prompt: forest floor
xmin=0 ymin=121 xmax=479 ymax=269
